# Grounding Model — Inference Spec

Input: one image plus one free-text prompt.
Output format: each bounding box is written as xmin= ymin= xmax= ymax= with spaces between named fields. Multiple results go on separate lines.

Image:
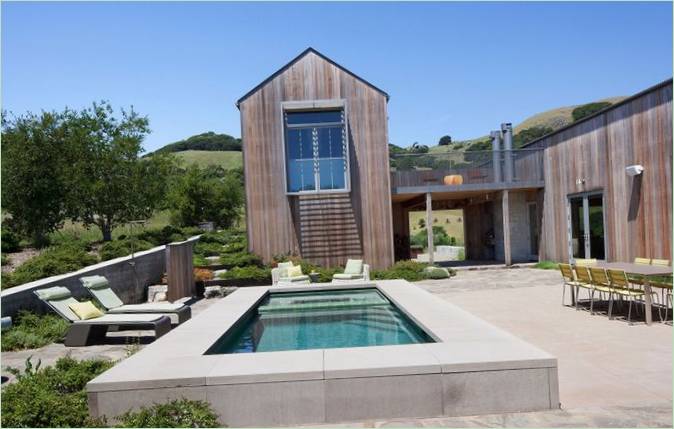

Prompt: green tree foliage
xmin=409 ymin=142 xmax=429 ymax=153
xmin=512 ymin=126 xmax=554 ymax=148
xmin=167 ymin=165 xmax=244 ymax=228
xmin=63 ymin=102 xmax=174 ymax=241
xmin=572 ymin=102 xmax=612 ymax=122
xmin=152 ymin=131 xmax=241 ymax=155
xmin=1 ymin=111 xmax=71 ymax=246
xmin=438 ymin=135 xmax=452 ymax=146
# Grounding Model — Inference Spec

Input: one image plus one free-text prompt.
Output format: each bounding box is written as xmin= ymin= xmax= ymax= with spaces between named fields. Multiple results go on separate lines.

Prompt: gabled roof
xmin=236 ymin=47 xmax=390 ymax=108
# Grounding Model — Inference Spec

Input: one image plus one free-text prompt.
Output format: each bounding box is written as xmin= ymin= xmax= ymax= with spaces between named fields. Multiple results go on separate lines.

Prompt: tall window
xmin=284 ymin=109 xmax=349 ymax=193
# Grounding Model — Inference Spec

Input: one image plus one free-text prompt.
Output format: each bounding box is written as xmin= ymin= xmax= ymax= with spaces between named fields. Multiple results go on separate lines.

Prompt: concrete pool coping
xmin=87 ymin=280 xmax=560 ymax=426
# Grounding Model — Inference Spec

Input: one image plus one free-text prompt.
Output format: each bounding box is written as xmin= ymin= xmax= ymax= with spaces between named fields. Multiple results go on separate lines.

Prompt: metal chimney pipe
xmin=501 ymin=123 xmax=514 ymax=182
xmin=490 ymin=130 xmax=502 ymax=183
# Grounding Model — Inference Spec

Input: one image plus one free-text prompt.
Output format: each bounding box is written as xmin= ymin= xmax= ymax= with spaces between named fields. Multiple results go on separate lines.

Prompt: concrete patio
xmin=1 ymin=268 xmax=671 ymax=427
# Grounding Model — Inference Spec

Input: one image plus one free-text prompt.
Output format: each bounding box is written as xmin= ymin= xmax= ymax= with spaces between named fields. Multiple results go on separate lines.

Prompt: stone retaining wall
xmin=0 ymin=236 xmax=199 ymax=319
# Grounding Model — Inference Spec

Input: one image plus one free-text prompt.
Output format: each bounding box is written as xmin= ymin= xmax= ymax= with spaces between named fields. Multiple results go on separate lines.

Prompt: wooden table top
xmin=594 ymin=261 xmax=672 ymax=276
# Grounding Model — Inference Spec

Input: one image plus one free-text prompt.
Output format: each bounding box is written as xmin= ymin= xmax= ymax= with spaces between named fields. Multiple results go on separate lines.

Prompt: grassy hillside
xmin=409 ymin=209 xmax=464 ymax=245
xmin=172 ymin=150 xmax=243 ymax=169
xmin=428 ymin=96 xmax=627 ymax=153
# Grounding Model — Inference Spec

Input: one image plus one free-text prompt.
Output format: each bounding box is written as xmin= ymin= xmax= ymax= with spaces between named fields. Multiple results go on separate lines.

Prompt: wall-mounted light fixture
xmin=626 ymin=165 xmax=644 ymax=176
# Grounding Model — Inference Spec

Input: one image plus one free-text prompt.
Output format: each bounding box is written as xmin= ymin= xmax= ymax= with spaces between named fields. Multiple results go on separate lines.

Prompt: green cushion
xmin=80 ymin=275 xmax=109 ymax=290
xmin=35 ymin=286 xmax=72 ymax=300
xmin=333 ymin=273 xmax=363 ymax=280
xmin=88 ymin=287 xmax=124 ymax=310
xmin=344 ymin=259 xmax=363 ymax=275
xmin=277 ymin=262 xmax=294 ymax=278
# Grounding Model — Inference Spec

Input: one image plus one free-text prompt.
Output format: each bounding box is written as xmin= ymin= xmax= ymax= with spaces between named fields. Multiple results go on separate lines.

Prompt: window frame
xmin=281 ymin=99 xmax=351 ymax=195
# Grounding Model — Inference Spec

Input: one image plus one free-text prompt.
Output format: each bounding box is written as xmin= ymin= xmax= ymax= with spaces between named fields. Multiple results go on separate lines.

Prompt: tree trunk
xmin=100 ymin=222 xmax=112 ymax=242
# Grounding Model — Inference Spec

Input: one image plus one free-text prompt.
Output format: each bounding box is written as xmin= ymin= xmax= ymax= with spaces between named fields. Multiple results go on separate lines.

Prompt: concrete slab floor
xmin=2 ymin=268 xmax=671 ymax=427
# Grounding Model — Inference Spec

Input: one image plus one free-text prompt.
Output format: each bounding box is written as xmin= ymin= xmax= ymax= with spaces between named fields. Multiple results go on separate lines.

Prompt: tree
xmin=512 ymin=126 xmax=553 ymax=148
xmin=1 ymin=110 xmax=70 ymax=246
xmin=167 ymin=165 xmax=244 ymax=228
xmin=409 ymin=142 xmax=429 ymax=154
xmin=438 ymin=135 xmax=452 ymax=146
xmin=64 ymin=102 xmax=172 ymax=241
xmin=410 ymin=226 xmax=453 ymax=249
xmin=572 ymin=102 xmax=612 ymax=122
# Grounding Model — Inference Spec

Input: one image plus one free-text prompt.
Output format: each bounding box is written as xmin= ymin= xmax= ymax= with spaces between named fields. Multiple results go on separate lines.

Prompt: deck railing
xmin=390 ymin=148 xmax=545 ymax=188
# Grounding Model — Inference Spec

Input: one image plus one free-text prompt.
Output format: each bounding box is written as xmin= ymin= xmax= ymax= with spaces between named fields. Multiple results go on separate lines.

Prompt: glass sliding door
xmin=567 ymin=192 xmax=606 ymax=261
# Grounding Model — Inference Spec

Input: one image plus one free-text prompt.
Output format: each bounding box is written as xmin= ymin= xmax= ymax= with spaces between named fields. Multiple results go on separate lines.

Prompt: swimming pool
xmin=206 ymin=288 xmax=434 ymax=354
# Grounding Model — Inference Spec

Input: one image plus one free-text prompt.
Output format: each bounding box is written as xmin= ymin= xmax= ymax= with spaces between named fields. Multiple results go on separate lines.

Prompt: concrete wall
xmin=1 ymin=237 xmax=199 ymax=319
xmin=493 ymin=191 xmax=532 ymax=263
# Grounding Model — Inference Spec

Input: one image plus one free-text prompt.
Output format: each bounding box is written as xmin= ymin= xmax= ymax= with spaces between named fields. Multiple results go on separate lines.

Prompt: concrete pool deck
xmin=85 ymin=281 xmax=559 ymax=426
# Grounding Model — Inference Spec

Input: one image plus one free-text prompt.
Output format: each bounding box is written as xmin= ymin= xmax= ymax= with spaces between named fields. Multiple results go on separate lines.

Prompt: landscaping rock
xmin=147 ymin=284 xmax=168 ymax=302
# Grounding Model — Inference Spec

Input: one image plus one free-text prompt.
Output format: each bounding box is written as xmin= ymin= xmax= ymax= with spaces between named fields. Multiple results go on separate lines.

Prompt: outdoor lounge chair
xmin=79 ymin=276 xmax=191 ymax=325
xmin=332 ymin=259 xmax=370 ymax=283
xmin=34 ymin=286 xmax=171 ymax=346
xmin=271 ymin=262 xmax=310 ymax=286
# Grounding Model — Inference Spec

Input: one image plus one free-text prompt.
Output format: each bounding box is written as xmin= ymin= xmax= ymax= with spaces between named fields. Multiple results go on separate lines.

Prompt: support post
xmin=490 ymin=130 xmax=502 ymax=183
xmin=501 ymin=123 xmax=514 ymax=183
xmin=502 ymin=190 xmax=512 ymax=266
xmin=426 ymin=192 xmax=434 ymax=266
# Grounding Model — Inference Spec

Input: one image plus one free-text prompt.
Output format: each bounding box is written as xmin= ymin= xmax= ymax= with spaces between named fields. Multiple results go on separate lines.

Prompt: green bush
xmin=424 ymin=266 xmax=451 ymax=279
xmin=193 ymin=254 xmax=208 ymax=267
xmin=219 ymin=252 xmax=262 ymax=269
xmin=219 ymin=266 xmax=271 ymax=285
xmin=100 ymin=238 xmax=154 ymax=261
xmin=572 ymin=102 xmax=612 ymax=122
xmin=194 ymin=241 xmax=224 ymax=257
xmin=1 ymin=226 xmax=22 ymax=252
xmin=534 ymin=260 xmax=558 ymax=270
xmin=1 ymin=356 xmax=114 ymax=428
xmin=115 ymin=398 xmax=220 ymax=428
xmin=5 ymin=243 xmax=98 ymax=288
xmin=372 ymin=260 xmax=429 ymax=282
xmin=1 ymin=310 xmax=70 ymax=351
xmin=410 ymin=226 xmax=453 ymax=249
xmin=136 ymin=225 xmax=189 ymax=246
xmin=1 ymin=253 xmax=9 ymax=266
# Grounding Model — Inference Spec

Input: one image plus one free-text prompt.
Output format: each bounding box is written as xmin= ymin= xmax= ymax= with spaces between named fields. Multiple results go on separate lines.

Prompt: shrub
xmin=219 ymin=252 xmax=262 ymax=269
xmin=193 ymin=254 xmax=208 ymax=267
xmin=6 ymin=243 xmax=98 ymax=288
xmin=534 ymin=260 xmax=558 ymax=270
xmin=100 ymin=238 xmax=154 ymax=261
xmin=1 ymin=253 xmax=9 ymax=266
xmin=372 ymin=260 xmax=429 ymax=282
xmin=1 ymin=356 xmax=114 ymax=428
xmin=115 ymin=398 xmax=220 ymax=428
xmin=219 ymin=266 xmax=271 ymax=285
xmin=424 ymin=266 xmax=451 ymax=279
xmin=1 ymin=310 xmax=70 ymax=351
xmin=194 ymin=268 xmax=214 ymax=282
xmin=572 ymin=101 xmax=612 ymax=122
xmin=136 ymin=225 xmax=189 ymax=246
xmin=1 ymin=226 xmax=22 ymax=252
xmin=194 ymin=241 xmax=224 ymax=257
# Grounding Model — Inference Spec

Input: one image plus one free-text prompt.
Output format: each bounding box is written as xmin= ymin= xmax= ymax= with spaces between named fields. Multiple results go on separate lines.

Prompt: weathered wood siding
xmin=530 ymin=81 xmax=672 ymax=262
xmin=239 ymin=51 xmax=394 ymax=269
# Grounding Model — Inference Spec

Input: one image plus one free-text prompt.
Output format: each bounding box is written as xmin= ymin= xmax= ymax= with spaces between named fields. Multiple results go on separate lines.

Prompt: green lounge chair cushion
xmin=80 ymin=275 xmax=110 ymax=290
xmin=277 ymin=262 xmax=294 ymax=278
xmin=279 ymin=275 xmax=310 ymax=283
xmin=35 ymin=286 xmax=72 ymax=300
xmin=344 ymin=259 xmax=363 ymax=275
xmin=333 ymin=273 xmax=364 ymax=280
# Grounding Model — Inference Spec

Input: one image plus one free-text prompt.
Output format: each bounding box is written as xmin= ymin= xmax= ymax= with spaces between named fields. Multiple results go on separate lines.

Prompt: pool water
xmin=206 ymin=288 xmax=434 ymax=354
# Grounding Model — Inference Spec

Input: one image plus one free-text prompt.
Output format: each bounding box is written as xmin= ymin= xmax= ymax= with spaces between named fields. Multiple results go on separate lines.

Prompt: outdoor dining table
xmin=582 ymin=262 xmax=673 ymax=325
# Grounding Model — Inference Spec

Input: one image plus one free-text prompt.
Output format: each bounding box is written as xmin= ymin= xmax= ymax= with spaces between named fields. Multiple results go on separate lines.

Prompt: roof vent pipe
xmin=490 ymin=131 xmax=502 ymax=183
xmin=501 ymin=123 xmax=514 ymax=182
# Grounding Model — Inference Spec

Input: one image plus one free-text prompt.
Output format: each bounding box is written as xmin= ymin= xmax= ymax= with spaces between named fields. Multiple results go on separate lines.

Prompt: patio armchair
xmin=588 ymin=267 xmax=613 ymax=315
xmin=79 ymin=276 xmax=191 ymax=325
xmin=34 ymin=286 xmax=171 ymax=346
xmin=271 ymin=261 xmax=310 ymax=286
xmin=333 ymin=259 xmax=370 ymax=283
xmin=606 ymin=269 xmax=662 ymax=324
xmin=572 ymin=265 xmax=595 ymax=311
xmin=558 ymin=263 xmax=581 ymax=307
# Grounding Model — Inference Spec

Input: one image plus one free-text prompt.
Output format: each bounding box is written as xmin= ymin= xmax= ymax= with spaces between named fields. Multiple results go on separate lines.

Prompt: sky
xmin=2 ymin=2 xmax=672 ymax=153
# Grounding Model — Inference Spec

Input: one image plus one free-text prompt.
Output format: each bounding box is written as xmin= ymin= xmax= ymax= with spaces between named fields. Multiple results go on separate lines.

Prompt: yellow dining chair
xmin=651 ymin=259 xmax=671 ymax=267
xmin=575 ymin=258 xmax=597 ymax=267
xmin=634 ymin=257 xmax=651 ymax=265
xmin=558 ymin=264 xmax=581 ymax=307
xmin=589 ymin=267 xmax=613 ymax=315
xmin=607 ymin=269 xmax=661 ymax=324
xmin=573 ymin=265 xmax=594 ymax=311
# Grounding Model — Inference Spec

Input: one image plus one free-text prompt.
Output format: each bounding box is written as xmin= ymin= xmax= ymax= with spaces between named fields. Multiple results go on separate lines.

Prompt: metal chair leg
xmin=575 ymin=286 xmax=580 ymax=311
xmin=627 ymin=298 xmax=634 ymax=325
xmin=562 ymin=284 xmax=566 ymax=306
xmin=590 ymin=289 xmax=595 ymax=315
xmin=608 ymin=292 xmax=614 ymax=320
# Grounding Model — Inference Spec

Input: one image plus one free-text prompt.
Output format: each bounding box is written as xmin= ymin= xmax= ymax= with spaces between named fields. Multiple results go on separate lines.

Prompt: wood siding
xmin=239 ymin=51 xmax=394 ymax=269
xmin=529 ymin=81 xmax=672 ymax=262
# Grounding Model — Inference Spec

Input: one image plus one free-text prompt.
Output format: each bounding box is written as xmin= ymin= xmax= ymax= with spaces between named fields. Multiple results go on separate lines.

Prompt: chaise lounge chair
xmin=34 ymin=286 xmax=171 ymax=347
xmin=272 ymin=262 xmax=311 ymax=286
xmin=79 ymin=275 xmax=191 ymax=325
xmin=332 ymin=259 xmax=370 ymax=283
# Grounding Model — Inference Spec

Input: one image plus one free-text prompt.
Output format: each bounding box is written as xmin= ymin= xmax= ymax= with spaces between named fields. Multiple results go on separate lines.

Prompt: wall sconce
xmin=626 ymin=165 xmax=644 ymax=176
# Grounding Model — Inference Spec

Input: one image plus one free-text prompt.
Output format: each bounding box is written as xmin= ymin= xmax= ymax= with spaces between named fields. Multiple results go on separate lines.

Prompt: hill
xmin=151 ymin=132 xmax=241 ymax=155
xmin=171 ymin=150 xmax=243 ymax=169
xmin=428 ymin=96 xmax=627 ymax=153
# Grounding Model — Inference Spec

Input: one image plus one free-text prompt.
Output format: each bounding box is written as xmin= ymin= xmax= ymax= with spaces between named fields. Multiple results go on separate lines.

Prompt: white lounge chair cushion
xmin=279 ymin=275 xmax=310 ymax=283
xmin=277 ymin=262 xmax=294 ymax=278
xmin=108 ymin=303 xmax=185 ymax=313
xmin=75 ymin=313 xmax=165 ymax=324
xmin=333 ymin=273 xmax=364 ymax=280
xmin=35 ymin=286 xmax=72 ymax=300
xmin=344 ymin=259 xmax=363 ymax=275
